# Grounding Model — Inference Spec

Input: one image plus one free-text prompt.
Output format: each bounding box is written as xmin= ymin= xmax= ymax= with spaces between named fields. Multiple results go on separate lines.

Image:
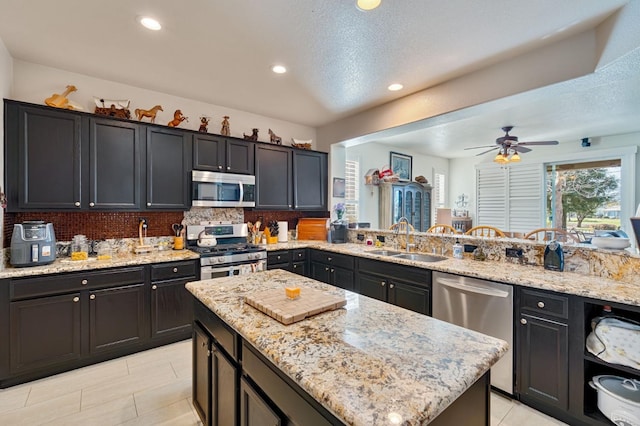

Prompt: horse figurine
xmin=168 ymin=110 xmax=189 ymax=127
xmin=243 ymin=128 xmax=259 ymax=141
xmin=135 ymin=105 xmax=163 ymax=123
xmin=268 ymin=129 xmax=282 ymax=145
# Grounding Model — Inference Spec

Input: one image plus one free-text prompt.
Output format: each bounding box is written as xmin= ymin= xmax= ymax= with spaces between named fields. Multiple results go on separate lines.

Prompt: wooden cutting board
xmin=244 ymin=288 xmax=346 ymax=325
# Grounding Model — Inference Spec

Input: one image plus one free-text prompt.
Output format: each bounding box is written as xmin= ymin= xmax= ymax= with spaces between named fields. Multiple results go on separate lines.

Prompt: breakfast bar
xmin=186 ymin=269 xmax=509 ymax=425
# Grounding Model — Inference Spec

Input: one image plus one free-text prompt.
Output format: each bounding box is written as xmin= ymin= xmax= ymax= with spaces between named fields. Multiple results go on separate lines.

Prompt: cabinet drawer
xmin=358 ymin=258 xmax=430 ymax=286
xmin=520 ymin=288 xmax=568 ymax=320
xmin=195 ymin=300 xmax=238 ymax=361
xmin=309 ymin=250 xmax=354 ymax=270
xmin=267 ymin=250 xmax=291 ymax=266
xmin=291 ymin=249 xmax=306 ymax=261
xmin=10 ymin=267 xmax=145 ymax=300
xmin=150 ymin=260 xmax=197 ymax=281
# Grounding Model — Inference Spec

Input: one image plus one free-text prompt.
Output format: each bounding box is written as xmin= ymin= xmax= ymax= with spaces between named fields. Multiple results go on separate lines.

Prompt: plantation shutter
xmin=476 ymin=166 xmax=507 ymax=229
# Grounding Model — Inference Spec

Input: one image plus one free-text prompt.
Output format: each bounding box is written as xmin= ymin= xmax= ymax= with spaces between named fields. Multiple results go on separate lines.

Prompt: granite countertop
xmin=0 ymin=249 xmax=200 ymax=279
xmin=266 ymin=241 xmax=640 ymax=307
xmin=186 ymin=269 xmax=508 ymax=425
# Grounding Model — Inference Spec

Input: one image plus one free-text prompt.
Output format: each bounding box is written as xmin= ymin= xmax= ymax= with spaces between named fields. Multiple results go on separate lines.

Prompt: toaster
xmin=10 ymin=221 xmax=56 ymax=267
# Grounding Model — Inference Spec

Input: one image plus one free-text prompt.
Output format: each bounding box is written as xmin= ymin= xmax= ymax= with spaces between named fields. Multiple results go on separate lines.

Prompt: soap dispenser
xmin=452 ymin=239 xmax=463 ymax=259
xmin=543 ymin=240 xmax=564 ymax=271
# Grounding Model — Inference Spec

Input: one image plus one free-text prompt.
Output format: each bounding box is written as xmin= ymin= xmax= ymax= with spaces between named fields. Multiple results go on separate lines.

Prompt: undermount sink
xmin=392 ymin=253 xmax=447 ymax=262
xmin=367 ymin=249 xmax=402 ymax=256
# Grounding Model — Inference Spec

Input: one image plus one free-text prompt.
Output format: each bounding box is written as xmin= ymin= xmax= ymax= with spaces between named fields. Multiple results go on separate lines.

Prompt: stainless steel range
xmin=186 ymin=224 xmax=267 ymax=280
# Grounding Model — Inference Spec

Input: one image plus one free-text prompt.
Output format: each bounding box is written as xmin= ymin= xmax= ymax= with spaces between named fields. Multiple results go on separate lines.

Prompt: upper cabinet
xmin=293 ymin=150 xmax=327 ymax=210
xmin=145 ymin=127 xmax=191 ymax=210
xmin=193 ymin=134 xmax=254 ymax=175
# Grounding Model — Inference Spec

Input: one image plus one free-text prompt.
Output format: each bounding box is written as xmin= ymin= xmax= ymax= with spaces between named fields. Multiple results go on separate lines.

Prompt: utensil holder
xmin=173 ymin=236 xmax=184 ymax=250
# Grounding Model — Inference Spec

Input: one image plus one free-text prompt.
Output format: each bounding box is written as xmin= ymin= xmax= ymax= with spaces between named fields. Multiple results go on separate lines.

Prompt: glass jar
xmin=96 ymin=241 xmax=112 ymax=261
xmin=71 ymin=235 xmax=89 ymax=261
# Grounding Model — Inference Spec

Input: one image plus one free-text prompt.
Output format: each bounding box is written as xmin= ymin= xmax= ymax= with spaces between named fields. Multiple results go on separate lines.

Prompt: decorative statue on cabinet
xmin=220 ymin=116 xmax=231 ymax=136
xmin=168 ymin=109 xmax=189 ymax=127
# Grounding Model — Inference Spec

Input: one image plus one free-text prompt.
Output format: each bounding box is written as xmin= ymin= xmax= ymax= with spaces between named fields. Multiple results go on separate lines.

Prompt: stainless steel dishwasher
xmin=432 ymin=271 xmax=513 ymax=394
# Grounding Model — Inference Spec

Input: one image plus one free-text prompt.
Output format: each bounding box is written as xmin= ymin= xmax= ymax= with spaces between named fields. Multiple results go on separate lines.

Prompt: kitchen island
xmin=186 ymin=269 xmax=508 ymax=425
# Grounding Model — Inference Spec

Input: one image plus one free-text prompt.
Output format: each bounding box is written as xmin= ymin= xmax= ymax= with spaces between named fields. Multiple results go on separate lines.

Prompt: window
xmin=433 ymin=171 xmax=446 ymax=223
xmin=344 ymin=160 xmax=359 ymax=221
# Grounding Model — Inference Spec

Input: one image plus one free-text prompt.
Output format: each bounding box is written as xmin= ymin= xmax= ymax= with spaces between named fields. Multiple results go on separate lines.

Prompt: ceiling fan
xmin=465 ymin=126 xmax=559 ymax=163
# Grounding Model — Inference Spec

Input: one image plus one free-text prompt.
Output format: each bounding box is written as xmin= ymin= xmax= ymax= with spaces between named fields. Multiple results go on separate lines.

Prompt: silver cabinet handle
xmin=389 ymin=283 xmax=395 ymax=289
xmin=81 ymin=279 xmax=88 ymax=285
xmin=381 ymin=281 xmax=386 ymax=287
xmin=227 ymin=166 xmax=231 ymax=170
xmin=330 ymin=268 xmax=334 ymax=273
xmin=218 ymin=165 xmax=223 ymax=169
xmin=293 ymin=264 xmax=298 ymax=268
xmin=202 ymin=341 xmax=206 ymax=348
xmin=90 ymin=294 xmax=96 ymax=300
xmin=89 ymin=202 xmax=95 ymax=207
xmin=288 ymin=205 xmax=292 ymax=208
xmin=537 ymin=301 xmax=545 ymax=308
xmin=298 ymin=253 xmax=302 ymax=257
xmin=325 ymin=267 xmax=329 ymax=271
xmin=520 ymin=318 xmax=527 ymax=325
xmin=327 ymin=257 xmax=332 ymax=261
xmin=173 ymin=268 xmax=178 ymax=273
xmin=147 ymin=202 xmax=151 ymax=206
xmin=152 ymin=285 xmax=157 ymax=290
xmin=75 ymin=201 xmax=80 ymax=207
xmin=73 ymin=296 xmax=79 ymax=302
xmin=277 ymin=256 xmax=281 ymax=260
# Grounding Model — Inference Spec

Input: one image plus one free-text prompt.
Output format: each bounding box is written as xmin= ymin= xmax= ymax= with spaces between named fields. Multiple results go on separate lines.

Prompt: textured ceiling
xmin=0 ymin=0 xmax=637 ymax=157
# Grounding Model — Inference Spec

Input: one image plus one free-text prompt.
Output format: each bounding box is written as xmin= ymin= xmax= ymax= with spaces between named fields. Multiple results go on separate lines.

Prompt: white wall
xmin=11 ymin=60 xmax=316 ymax=147
xmin=346 ymin=143 xmax=449 ymax=227
xmin=0 ymin=37 xmax=13 ymax=248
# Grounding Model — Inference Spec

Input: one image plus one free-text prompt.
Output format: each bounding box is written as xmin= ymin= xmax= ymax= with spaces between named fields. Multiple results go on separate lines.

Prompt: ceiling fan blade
xmin=464 ymin=144 xmax=498 ymax=150
xmin=476 ymin=146 xmax=499 ymax=156
xmin=514 ymin=146 xmax=532 ymax=153
xmin=516 ymin=140 xmax=559 ymax=146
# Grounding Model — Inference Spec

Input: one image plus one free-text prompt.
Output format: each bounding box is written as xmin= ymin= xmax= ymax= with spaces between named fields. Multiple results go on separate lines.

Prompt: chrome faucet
xmin=396 ymin=216 xmax=413 ymax=253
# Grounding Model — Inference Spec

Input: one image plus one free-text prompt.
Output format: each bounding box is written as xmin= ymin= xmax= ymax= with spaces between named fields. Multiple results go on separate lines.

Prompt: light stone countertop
xmin=186 ymin=269 xmax=508 ymax=426
xmin=266 ymin=241 xmax=640 ymax=307
xmin=0 ymin=249 xmax=200 ymax=279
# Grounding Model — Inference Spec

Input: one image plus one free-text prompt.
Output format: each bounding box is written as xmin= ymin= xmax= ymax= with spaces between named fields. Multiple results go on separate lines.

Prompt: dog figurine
xmin=243 ymin=128 xmax=259 ymax=141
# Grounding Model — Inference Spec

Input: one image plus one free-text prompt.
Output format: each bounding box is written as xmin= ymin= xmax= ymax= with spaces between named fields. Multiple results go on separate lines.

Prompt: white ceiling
xmin=0 ymin=0 xmax=638 ymax=158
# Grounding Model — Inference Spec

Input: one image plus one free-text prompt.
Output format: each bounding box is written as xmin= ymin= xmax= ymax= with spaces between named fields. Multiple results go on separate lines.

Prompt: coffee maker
xmin=10 ymin=221 xmax=56 ymax=267
xmin=330 ymin=221 xmax=348 ymax=244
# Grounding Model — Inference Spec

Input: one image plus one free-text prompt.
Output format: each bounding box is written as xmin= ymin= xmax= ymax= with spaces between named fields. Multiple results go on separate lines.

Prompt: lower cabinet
xmin=516 ymin=288 xmax=569 ymax=412
xmin=240 ymin=377 xmax=282 ymax=426
xmin=267 ymin=249 xmax=308 ymax=277
xmin=150 ymin=261 xmax=197 ymax=340
xmin=309 ymin=249 xmax=355 ymax=290
xmin=356 ymin=258 xmax=431 ymax=315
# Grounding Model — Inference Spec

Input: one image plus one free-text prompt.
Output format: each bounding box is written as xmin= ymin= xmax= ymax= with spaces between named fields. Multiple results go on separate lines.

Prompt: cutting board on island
xmin=244 ymin=288 xmax=346 ymax=325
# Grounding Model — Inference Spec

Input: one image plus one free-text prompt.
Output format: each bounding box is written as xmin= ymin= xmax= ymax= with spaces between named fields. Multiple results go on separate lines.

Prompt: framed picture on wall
xmin=390 ymin=152 xmax=412 ymax=182
xmin=332 ymin=177 xmax=346 ymax=198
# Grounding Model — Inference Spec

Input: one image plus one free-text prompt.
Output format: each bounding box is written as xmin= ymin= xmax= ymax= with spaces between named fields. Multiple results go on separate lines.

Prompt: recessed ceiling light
xmin=272 ymin=65 xmax=287 ymax=74
xmin=356 ymin=0 xmax=382 ymax=11
xmin=388 ymin=83 xmax=403 ymax=91
xmin=138 ymin=16 xmax=161 ymax=31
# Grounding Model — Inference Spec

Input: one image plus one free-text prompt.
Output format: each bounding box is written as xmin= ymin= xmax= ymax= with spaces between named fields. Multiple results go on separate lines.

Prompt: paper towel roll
xmin=277 ymin=221 xmax=288 ymax=242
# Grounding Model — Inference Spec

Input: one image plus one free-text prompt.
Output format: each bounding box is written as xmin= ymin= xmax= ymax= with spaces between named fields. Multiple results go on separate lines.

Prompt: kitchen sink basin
xmin=392 ymin=253 xmax=447 ymax=262
xmin=367 ymin=249 xmax=403 ymax=256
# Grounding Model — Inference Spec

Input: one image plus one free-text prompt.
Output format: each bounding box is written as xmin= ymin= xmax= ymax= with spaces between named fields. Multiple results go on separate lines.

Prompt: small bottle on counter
xmin=453 ymin=239 xmax=463 ymax=259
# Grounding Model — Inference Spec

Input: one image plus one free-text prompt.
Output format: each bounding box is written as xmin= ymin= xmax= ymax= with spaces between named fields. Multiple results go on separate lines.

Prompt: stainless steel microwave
xmin=192 ymin=171 xmax=256 ymax=207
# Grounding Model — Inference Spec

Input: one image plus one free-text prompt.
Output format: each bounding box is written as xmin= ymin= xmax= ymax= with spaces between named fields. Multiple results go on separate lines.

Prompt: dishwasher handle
xmin=436 ymin=277 xmax=510 ymax=298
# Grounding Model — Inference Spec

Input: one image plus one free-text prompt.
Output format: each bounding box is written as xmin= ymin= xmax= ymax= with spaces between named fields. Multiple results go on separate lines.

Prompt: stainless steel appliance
xmin=432 ymin=271 xmax=514 ymax=394
xmin=191 ymin=171 xmax=255 ymax=208
xmin=10 ymin=221 xmax=56 ymax=267
xmin=186 ymin=224 xmax=266 ymax=279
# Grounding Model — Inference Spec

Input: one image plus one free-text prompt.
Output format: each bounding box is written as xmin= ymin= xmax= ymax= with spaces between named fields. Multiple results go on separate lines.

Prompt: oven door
xmin=192 ymin=171 xmax=255 ymax=207
xmin=201 ymin=261 xmax=264 ymax=280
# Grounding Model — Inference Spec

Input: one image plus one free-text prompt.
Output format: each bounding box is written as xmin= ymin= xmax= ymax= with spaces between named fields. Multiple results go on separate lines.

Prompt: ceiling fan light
xmin=510 ymin=152 xmax=521 ymax=162
xmin=494 ymin=153 xmax=507 ymax=164
xmin=356 ymin=0 xmax=381 ymax=11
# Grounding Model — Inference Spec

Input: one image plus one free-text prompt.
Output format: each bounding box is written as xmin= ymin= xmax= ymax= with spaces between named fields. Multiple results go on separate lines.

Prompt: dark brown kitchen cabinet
xmin=150 ymin=261 xmax=197 ymax=340
xmin=5 ymin=102 xmax=82 ymax=211
xmin=89 ymin=283 xmax=146 ymax=355
xmin=266 ymin=249 xmax=307 ymax=277
xmin=240 ymin=377 xmax=283 ymax=426
xmin=194 ymin=134 xmax=254 ymax=175
xmin=293 ymin=150 xmax=327 ymax=211
xmin=146 ymin=126 xmax=192 ymax=210
xmin=516 ymin=288 xmax=569 ymax=412
xmin=255 ymin=144 xmax=293 ymax=210
xmin=88 ymin=118 xmax=142 ymax=209
xmin=356 ymin=258 xmax=431 ymax=315
xmin=9 ymin=293 xmax=81 ymax=373
xmin=309 ymin=249 xmax=355 ymax=290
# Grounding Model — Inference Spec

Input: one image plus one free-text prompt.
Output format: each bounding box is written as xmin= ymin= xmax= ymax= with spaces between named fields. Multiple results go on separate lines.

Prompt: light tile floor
xmin=0 ymin=339 xmax=567 ymax=425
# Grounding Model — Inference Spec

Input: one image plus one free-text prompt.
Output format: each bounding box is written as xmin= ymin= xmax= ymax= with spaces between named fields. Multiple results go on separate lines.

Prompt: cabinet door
xmin=150 ymin=279 xmax=194 ymax=339
xmin=88 ymin=118 xmax=141 ymax=209
xmin=356 ymin=272 xmax=387 ymax=301
xmin=240 ymin=377 xmax=282 ymax=426
xmin=10 ymin=293 xmax=81 ymax=373
xmin=310 ymin=261 xmax=331 ymax=284
xmin=290 ymin=261 xmax=307 ymax=277
xmin=293 ymin=150 xmax=327 ymax=210
xmin=331 ymin=267 xmax=355 ymax=291
xmin=193 ymin=133 xmax=226 ymax=172
xmin=89 ymin=284 xmax=146 ymax=354
xmin=146 ymin=127 xmax=191 ymax=209
xmin=193 ymin=323 xmax=211 ymax=425
xmin=226 ymin=139 xmax=255 ymax=174
xmin=255 ymin=145 xmax=292 ymax=209
xmin=15 ymin=105 xmax=82 ymax=210
xmin=392 ymin=185 xmax=404 ymax=224
xmin=517 ymin=313 xmax=569 ymax=410
xmin=212 ymin=343 xmax=238 ymax=426
xmin=388 ymin=280 xmax=430 ymax=315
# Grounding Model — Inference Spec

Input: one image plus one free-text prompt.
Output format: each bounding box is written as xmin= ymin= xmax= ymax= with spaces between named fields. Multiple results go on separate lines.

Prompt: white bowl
xmin=590 ymin=236 xmax=631 ymax=249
